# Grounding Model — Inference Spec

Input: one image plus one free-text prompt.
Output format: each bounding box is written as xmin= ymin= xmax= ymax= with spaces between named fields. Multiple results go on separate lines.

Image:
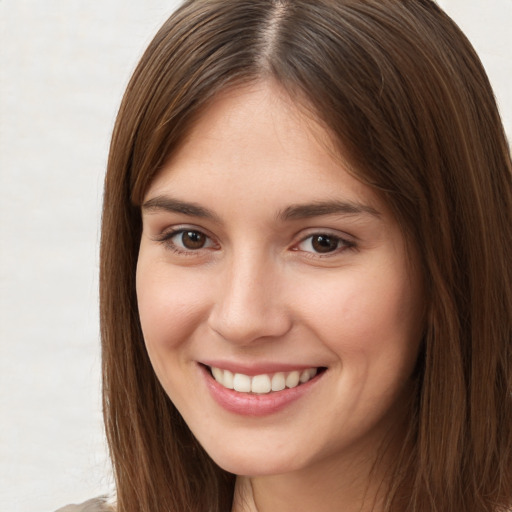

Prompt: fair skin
xmin=136 ymin=82 xmax=424 ymax=512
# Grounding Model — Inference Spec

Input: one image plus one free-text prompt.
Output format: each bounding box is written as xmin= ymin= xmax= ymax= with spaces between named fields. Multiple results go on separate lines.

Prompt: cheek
xmin=298 ymin=266 xmax=423 ymax=365
xmin=135 ymin=260 xmax=214 ymax=405
xmin=136 ymin=259 xmax=210 ymax=352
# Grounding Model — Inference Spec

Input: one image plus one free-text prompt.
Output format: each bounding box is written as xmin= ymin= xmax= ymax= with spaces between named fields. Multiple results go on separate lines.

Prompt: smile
xmin=209 ymin=366 xmax=319 ymax=394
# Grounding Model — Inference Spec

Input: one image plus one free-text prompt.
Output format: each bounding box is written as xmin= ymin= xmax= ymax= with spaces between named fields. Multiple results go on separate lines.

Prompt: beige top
xmin=55 ymin=497 xmax=112 ymax=512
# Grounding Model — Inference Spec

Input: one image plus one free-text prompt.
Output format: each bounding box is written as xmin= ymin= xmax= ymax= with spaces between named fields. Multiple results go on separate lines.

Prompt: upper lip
xmin=199 ymin=360 xmax=323 ymax=376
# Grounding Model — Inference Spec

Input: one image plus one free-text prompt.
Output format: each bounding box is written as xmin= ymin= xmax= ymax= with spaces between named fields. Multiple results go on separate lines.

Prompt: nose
xmin=207 ymin=251 xmax=292 ymax=345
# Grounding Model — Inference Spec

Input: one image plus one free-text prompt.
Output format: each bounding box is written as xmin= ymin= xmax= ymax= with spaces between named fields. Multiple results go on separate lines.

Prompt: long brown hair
xmin=100 ymin=1 xmax=512 ymax=510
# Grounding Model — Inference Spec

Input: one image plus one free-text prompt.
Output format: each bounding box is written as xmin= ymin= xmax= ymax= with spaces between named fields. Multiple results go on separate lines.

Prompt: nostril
xmin=207 ymin=308 xmax=292 ymax=346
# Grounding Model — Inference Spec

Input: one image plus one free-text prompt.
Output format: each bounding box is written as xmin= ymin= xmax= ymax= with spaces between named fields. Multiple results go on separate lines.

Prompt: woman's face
xmin=136 ymin=82 xmax=424 ymax=478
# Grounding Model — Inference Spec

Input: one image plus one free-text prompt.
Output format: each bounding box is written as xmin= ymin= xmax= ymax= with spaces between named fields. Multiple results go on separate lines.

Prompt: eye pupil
xmin=182 ymin=231 xmax=206 ymax=249
xmin=312 ymin=235 xmax=338 ymax=253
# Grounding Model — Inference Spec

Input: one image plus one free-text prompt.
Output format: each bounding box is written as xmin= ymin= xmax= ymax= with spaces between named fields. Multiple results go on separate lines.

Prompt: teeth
xmin=300 ymin=368 xmax=318 ymax=383
xmin=209 ymin=366 xmax=319 ymax=394
xmin=233 ymin=373 xmax=251 ymax=392
xmin=223 ymin=370 xmax=234 ymax=389
xmin=284 ymin=370 xmax=299 ymax=388
xmin=271 ymin=372 xmax=286 ymax=391
xmin=211 ymin=366 xmax=223 ymax=382
xmin=252 ymin=374 xmax=271 ymax=394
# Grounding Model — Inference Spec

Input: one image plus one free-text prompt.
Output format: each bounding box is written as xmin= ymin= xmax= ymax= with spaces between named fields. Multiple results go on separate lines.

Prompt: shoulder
xmin=55 ymin=496 xmax=113 ymax=512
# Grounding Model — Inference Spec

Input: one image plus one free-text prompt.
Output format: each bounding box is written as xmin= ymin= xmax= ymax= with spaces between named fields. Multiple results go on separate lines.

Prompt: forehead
xmin=145 ymin=81 xmax=383 ymax=216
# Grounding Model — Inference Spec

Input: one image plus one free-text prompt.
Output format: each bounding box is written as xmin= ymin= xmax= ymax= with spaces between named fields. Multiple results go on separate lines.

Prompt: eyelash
xmin=154 ymin=228 xmax=218 ymax=256
xmin=294 ymin=232 xmax=356 ymax=257
xmin=154 ymin=227 xmax=356 ymax=257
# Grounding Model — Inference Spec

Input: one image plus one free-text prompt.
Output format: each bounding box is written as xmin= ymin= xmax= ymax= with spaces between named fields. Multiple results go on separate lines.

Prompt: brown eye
xmin=296 ymin=233 xmax=352 ymax=255
xmin=310 ymin=235 xmax=340 ymax=253
xmin=158 ymin=228 xmax=216 ymax=254
xmin=181 ymin=230 xmax=207 ymax=249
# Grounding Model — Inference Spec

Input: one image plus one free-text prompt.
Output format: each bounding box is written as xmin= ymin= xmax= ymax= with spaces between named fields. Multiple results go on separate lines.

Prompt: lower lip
xmin=200 ymin=365 xmax=323 ymax=417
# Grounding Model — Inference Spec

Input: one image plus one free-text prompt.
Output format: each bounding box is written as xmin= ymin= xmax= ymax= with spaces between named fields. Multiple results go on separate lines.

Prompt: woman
xmin=60 ymin=0 xmax=512 ymax=511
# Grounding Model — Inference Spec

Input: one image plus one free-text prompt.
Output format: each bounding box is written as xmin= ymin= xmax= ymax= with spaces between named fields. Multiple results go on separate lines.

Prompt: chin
xmin=202 ymin=441 xmax=311 ymax=477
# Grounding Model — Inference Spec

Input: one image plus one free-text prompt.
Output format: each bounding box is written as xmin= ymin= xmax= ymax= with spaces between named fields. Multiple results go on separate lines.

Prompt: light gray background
xmin=0 ymin=2 xmax=510 ymax=511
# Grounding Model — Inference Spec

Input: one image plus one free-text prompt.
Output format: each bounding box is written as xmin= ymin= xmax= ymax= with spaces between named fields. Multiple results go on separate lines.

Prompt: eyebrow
xmin=142 ymin=195 xmax=380 ymax=222
xmin=141 ymin=196 xmax=220 ymax=221
xmin=278 ymin=200 xmax=380 ymax=220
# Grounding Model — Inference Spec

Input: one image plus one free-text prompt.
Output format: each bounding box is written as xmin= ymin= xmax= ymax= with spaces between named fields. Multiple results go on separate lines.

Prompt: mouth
xmin=206 ymin=365 xmax=325 ymax=394
xmin=200 ymin=363 xmax=327 ymax=416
